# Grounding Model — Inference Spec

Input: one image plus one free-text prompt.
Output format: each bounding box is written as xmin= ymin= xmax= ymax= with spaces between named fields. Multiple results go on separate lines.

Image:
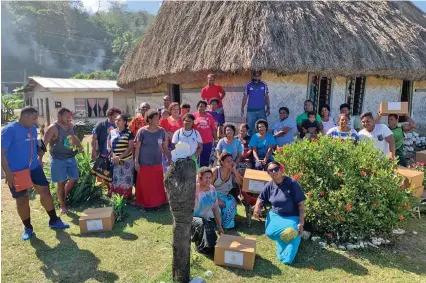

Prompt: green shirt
xmin=296 ymin=112 xmax=322 ymax=125
xmin=391 ymin=126 xmax=404 ymax=156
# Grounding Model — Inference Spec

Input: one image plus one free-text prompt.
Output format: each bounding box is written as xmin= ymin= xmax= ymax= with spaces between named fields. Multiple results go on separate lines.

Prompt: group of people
xmin=1 ymin=71 xmax=416 ymax=266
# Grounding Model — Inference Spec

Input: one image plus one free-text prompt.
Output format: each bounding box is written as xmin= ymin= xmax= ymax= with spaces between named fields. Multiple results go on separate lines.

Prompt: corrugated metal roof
xmin=24 ymin=77 xmax=125 ymax=92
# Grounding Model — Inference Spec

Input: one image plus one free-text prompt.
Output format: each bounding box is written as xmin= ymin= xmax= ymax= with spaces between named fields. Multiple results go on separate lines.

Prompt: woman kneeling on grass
xmin=254 ymin=162 xmax=306 ymax=264
xmin=212 ymin=153 xmax=243 ymax=229
xmin=191 ymin=167 xmax=224 ymax=254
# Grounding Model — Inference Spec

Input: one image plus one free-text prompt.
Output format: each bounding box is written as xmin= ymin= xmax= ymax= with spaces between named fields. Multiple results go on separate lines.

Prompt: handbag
xmin=13 ymin=129 xmax=34 ymax=192
xmin=91 ymin=154 xmax=113 ymax=182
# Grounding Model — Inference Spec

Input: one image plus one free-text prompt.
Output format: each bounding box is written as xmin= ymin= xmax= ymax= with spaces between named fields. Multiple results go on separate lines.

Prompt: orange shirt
xmin=129 ymin=115 xmax=147 ymax=136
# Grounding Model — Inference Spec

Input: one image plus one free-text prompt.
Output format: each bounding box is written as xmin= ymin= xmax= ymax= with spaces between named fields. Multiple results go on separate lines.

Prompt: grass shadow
xmin=30 ymin=230 xmax=119 ymax=282
xmin=217 ymin=253 xmax=281 ymax=278
xmin=293 ymin=241 xmax=369 ymax=275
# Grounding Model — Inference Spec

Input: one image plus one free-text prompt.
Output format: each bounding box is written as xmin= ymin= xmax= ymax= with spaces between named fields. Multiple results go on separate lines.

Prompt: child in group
xmin=206 ymin=98 xmax=225 ymax=139
xmin=181 ymin=103 xmax=191 ymax=115
xmin=301 ymin=112 xmax=321 ymax=139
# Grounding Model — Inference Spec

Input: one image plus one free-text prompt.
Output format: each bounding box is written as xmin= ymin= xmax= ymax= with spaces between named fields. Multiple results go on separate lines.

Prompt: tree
xmin=71 ymin=70 xmax=117 ymax=80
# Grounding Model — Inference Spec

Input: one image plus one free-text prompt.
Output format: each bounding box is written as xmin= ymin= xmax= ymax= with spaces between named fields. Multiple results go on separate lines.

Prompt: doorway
xmin=170 ymin=84 xmax=181 ymax=103
xmin=400 ymin=80 xmax=412 ymax=122
xmin=45 ymin=97 xmax=51 ymax=125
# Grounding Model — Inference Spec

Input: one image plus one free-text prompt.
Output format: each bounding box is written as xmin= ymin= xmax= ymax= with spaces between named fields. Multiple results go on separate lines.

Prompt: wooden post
xmin=164 ymin=158 xmax=196 ymax=283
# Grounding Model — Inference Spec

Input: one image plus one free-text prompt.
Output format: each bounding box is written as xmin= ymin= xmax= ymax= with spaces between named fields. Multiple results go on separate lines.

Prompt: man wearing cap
xmin=129 ymin=102 xmax=150 ymax=136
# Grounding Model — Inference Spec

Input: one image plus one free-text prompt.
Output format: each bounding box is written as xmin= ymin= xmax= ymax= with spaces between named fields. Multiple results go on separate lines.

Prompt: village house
xmin=117 ymin=1 xmax=426 ymax=127
xmin=23 ymin=77 xmax=136 ymax=126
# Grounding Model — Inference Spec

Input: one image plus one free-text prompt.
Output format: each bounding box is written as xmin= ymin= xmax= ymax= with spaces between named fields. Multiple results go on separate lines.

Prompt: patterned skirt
xmin=109 ymin=158 xmax=134 ymax=199
xmin=217 ymin=193 xmax=237 ymax=229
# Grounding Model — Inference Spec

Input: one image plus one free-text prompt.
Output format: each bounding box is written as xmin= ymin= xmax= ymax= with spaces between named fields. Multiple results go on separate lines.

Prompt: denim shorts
xmin=50 ymin=157 xmax=79 ymax=183
xmin=9 ymin=166 xmax=49 ymax=199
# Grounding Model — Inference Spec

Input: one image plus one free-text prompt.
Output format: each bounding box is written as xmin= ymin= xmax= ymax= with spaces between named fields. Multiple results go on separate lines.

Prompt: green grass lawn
xmin=1 ymin=183 xmax=426 ymax=283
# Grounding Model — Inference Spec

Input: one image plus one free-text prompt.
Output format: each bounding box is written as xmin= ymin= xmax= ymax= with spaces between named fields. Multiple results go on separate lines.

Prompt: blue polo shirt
xmin=271 ymin=117 xmax=297 ymax=146
xmin=259 ymin=177 xmax=306 ymax=217
xmin=1 ymin=121 xmax=40 ymax=172
xmin=244 ymin=80 xmax=269 ymax=111
xmin=248 ymin=133 xmax=276 ymax=159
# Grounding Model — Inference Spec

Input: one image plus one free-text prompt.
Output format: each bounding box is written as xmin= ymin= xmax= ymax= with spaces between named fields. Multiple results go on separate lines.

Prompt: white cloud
xmin=81 ymin=0 xmax=127 ymax=13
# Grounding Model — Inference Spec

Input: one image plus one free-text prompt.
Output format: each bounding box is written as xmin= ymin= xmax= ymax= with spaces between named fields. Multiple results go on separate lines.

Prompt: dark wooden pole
xmin=164 ymin=158 xmax=196 ymax=283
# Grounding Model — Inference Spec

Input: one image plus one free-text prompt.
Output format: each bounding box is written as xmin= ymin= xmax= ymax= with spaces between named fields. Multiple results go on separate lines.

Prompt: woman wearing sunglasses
xmin=253 ymin=162 xmax=306 ymax=264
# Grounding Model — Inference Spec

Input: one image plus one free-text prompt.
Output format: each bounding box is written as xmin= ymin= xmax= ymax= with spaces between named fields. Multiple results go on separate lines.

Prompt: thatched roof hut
xmin=118 ymin=1 xmax=426 ymax=92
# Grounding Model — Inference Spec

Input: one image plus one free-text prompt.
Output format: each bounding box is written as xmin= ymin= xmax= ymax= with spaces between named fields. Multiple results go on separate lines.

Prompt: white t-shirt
xmin=172 ymin=129 xmax=203 ymax=155
xmin=358 ymin=124 xmax=393 ymax=156
xmin=321 ymin=117 xmax=336 ymax=135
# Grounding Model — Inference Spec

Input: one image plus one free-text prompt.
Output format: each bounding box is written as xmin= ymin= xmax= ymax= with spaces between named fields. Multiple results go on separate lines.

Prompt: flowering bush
xmin=274 ymin=137 xmax=416 ymax=243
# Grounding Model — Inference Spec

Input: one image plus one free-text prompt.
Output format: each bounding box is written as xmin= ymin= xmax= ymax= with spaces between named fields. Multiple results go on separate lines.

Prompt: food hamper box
xmin=242 ymin=169 xmax=272 ymax=194
xmin=379 ymin=102 xmax=408 ymax=115
xmin=79 ymin=207 xmax=115 ymax=233
xmin=214 ymin=234 xmax=256 ymax=270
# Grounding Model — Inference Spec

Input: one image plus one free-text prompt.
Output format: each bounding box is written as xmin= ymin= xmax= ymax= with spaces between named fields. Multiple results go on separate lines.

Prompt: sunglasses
xmin=267 ymin=167 xmax=280 ymax=173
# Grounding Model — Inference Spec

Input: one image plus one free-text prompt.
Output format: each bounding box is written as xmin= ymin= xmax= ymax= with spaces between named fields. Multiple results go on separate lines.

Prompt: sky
xmin=80 ymin=0 xmax=426 ymax=15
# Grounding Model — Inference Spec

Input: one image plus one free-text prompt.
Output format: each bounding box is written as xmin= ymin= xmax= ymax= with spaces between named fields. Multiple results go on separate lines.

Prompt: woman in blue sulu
xmin=253 ymin=162 xmax=306 ymax=264
xmin=249 ymin=119 xmax=276 ymax=170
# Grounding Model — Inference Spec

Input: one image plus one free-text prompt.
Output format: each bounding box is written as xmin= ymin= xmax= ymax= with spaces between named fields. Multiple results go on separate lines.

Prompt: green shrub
xmin=274 ymin=137 xmax=416 ymax=243
xmin=67 ymin=143 xmax=100 ymax=206
xmin=111 ymin=193 xmax=127 ymax=222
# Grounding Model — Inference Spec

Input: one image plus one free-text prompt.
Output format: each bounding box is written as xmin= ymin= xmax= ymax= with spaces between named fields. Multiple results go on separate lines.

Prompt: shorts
xmin=50 ymin=157 xmax=79 ymax=183
xmin=216 ymin=108 xmax=225 ymax=125
xmin=9 ymin=166 xmax=49 ymax=199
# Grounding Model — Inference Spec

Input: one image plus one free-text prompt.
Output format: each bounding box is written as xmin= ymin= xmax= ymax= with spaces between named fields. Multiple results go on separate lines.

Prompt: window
xmin=400 ymin=80 xmax=412 ymax=122
xmin=308 ymin=74 xmax=332 ymax=113
xmin=345 ymin=77 xmax=365 ymax=116
xmin=40 ymin=99 xmax=44 ymax=116
xmin=74 ymin=98 xmax=109 ymax=118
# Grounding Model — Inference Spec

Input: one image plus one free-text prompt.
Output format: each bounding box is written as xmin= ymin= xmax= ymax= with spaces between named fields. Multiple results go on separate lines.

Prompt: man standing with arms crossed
xmin=241 ymin=71 xmax=270 ymax=135
xmin=2 ymin=106 xmax=69 ymax=240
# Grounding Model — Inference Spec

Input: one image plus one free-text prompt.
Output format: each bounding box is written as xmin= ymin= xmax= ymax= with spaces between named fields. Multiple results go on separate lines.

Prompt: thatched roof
xmin=118 ymin=1 xmax=426 ymax=91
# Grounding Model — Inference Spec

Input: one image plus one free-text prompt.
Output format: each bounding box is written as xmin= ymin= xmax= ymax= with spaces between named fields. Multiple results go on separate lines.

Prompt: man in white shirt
xmin=358 ymin=112 xmax=395 ymax=159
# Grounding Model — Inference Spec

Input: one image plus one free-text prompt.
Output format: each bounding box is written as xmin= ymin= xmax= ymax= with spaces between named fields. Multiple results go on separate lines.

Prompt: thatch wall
xmin=118 ymin=1 xmax=426 ymax=92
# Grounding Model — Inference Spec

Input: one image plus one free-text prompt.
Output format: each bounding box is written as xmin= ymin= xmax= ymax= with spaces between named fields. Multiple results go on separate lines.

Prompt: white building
xmin=23 ymin=77 xmax=136 ymax=126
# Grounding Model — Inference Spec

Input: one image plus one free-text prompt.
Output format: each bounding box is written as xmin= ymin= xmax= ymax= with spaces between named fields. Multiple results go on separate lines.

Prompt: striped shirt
xmin=108 ymin=128 xmax=135 ymax=160
xmin=326 ymin=127 xmax=359 ymax=141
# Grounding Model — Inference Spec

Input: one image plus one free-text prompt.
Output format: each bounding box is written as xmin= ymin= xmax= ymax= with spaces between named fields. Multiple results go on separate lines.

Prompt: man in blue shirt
xmin=241 ymin=70 xmax=270 ymax=135
xmin=1 ymin=106 xmax=69 ymax=240
xmin=91 ymin=107 xmax=122 ymax=160
xmin=270 ymin=107 xmax=297 ymax=146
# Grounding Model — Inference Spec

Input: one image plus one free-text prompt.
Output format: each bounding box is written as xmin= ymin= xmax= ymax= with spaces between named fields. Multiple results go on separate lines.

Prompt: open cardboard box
xmin=214 ymin=234 xmax=256 ymax=270
xmin=242 ymin=169 xmax=272 ymax=194
xmin=379 ymin=102 xmax=408 ymax=115
xmin=396 ymin=167 xmax=424 ymax=190
xmin=79 ymin=207 xmax=115 ymax=234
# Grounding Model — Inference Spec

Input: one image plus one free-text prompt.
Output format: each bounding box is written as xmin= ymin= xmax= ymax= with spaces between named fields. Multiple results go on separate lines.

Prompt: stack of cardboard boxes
xmin=396 ymin=167 xmax=425 ymax=198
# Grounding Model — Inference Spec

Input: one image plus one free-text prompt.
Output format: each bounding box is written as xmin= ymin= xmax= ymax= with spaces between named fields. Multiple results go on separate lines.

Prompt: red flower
xmin=306 ymin=192 xmax=312 ymax=197
xmin=373 ymin=202 xmax=379 ymax=207
xmin=371 ymin=170 xmax=377 ymax=174
xmin=399 ymin=183 xmax=405 ymax=188
xmin=346 ymin=203 xmax=352 ymax=212
xmin=326 ymin=233 xmax=333 ymax=238
xmin=280 ymin=164 xmax=285 ymax=171
xmin=340 ymin=216 xmax=345 ymax=221
xmin=337 ymin=172 xmax=343 ymax=177
xmin=329 ymin=216 xmax=335 ymax=221
xmin=361 ymin=171 xmax=367 ymax=177
xmin=276 ymin=146 xmax=283 ymax=151
xmin=398 ymin=215 xmax=404 ymax=221
xmin=308 ymin=265 xmax=314 ymax=270
xmin=320 ymin=191 xmax=325 ymax=196
xmin=293 ymin=174 xmax=301 ymax=180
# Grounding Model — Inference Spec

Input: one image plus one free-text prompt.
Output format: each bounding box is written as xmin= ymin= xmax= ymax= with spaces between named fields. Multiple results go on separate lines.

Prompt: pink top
xmin=193 ymin=112 xmax=216 ymax=144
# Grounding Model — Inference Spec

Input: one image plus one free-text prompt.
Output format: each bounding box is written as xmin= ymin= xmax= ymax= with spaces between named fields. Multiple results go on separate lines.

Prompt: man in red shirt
xmin=201 ymin=74 xmax=226 ymax=120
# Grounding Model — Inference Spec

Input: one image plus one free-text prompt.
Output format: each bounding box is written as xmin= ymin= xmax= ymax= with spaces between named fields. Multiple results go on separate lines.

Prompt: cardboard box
xmin=379 ymin=102 xmax=408 ymax=115
xmin=214 ymin=234 xmax=256 ymax=270
xmin=242 ymin=169 xmax=272 ymax=194
xmin=396 ymin=167 xmax=424 ymax=189
xmin=79 ymin=207 xmax=115 ymax=233
xmin=416 ymin=150 xmax=426 ymax=164
xmin=412 ymin=185 xmax=425 ymax=198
